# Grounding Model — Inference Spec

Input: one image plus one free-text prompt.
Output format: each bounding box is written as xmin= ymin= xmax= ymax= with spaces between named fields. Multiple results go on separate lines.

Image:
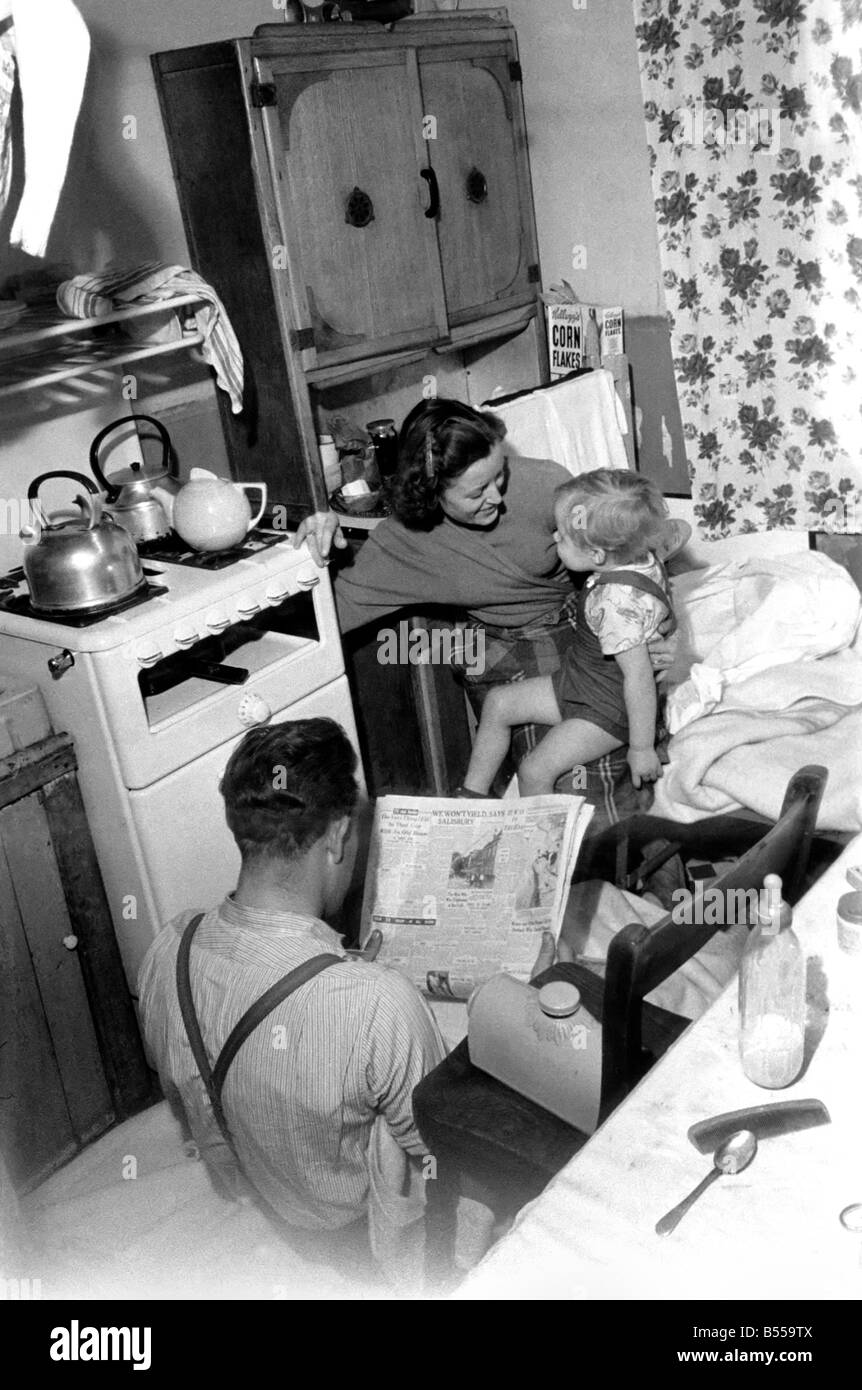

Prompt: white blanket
xmin=654 ymin=553 xmax=862 ymax=830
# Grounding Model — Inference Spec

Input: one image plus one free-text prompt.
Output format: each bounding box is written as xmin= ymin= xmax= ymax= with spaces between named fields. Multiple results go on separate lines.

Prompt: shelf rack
xmin=0 ymin=295 xmax=208 ymax=402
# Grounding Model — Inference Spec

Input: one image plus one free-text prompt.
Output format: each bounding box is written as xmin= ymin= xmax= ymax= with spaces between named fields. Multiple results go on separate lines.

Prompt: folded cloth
xmin=4 ymin=1 xmax=90 ymax=258
xmin=666 ymin=551 xmax=862 ymax=732
xmin=653 ymin=680 xmax=862 ymax=831
xmin=492 ymin=369 xmax=629 ymax=475
xmin=57 ymin=262 xmax=244 ymax=413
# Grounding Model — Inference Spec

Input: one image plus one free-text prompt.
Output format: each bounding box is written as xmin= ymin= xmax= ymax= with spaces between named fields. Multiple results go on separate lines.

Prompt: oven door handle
xmin=184 ymin=657 xmax=249 ymax=686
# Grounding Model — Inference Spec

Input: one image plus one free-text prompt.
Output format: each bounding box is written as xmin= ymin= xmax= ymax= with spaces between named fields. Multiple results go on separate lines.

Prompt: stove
xmin=137 ymin=525 xmax=290 ymax=569
xmin=0 ymin=530 xmax=362 ymax=989
xmin=0 ymin=578 xmax=169 ymax=627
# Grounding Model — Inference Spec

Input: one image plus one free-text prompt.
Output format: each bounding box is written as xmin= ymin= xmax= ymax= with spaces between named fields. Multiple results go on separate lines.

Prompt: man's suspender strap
xmin=589 ymin=569 xmax=677 ymax=634
xmin=176 ymin=912 xmax=345 ymax=1154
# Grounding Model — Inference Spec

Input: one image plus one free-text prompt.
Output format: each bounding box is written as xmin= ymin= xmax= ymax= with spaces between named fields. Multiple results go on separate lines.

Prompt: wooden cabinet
xmin=153 ymin=12 xmax=548 ymax=797
xmin=0 ymin=733 xmax=154 ymax=1193
xmin=152 ymin=11 xmax=545 ymax=522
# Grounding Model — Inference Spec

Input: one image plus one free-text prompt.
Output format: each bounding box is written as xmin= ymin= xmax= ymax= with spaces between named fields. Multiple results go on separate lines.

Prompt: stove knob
xmin=236 ymin=596 xmax=262 ymax=618
xmin=295 ymin=563 xmax=320 ymax=591
xmin=174 ymin=623 xmax=201 ymax=649
xmin=265 ymin=580 xmax=292 ymax=605
xmin=135 ymin=641 xmax=164 ymax=668
xmin=237 ymin=692 xmax=272 ymax=728
xmin=205 ymin=607 xmax=230 ymax=633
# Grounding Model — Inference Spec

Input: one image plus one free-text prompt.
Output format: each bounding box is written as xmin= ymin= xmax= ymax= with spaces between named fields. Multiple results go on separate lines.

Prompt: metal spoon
xmin=655 ymin=1129 xmax=758 ymax=1237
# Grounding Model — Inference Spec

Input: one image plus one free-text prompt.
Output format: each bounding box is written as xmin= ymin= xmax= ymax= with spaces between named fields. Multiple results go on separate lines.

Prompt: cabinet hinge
xmin=527 ymin=263 xmax=540 ymax=284
xmin=250 ymin=81 xmax=277 ymax=108
xmin=508 ymin=61 xmax=523 ymax=83
xmin=289 ymin=327 xmax=315 ymax=351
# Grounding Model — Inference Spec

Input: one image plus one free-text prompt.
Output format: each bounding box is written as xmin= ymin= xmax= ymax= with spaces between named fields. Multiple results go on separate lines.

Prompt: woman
xmin=294 ymin=397 xmax=680 ymax=791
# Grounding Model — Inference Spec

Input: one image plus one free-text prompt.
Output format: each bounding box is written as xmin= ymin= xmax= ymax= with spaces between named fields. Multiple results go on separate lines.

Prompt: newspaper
xmin=359 ymin=794 xmax=594 ymax=999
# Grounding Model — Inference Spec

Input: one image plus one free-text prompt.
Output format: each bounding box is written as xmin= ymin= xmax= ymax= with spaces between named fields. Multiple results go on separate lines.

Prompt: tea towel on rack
xmin=0 ymin=1 xmax=90 ymax=258
xmin=56 ymin=262 xmax=245 ymax=414
xmin=490 ymin=370 xmax=629 ymax=477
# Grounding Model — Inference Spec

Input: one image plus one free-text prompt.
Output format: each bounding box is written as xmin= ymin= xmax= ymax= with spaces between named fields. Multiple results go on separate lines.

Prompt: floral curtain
xmin=633 ymin=0 xmax=862 ymax=536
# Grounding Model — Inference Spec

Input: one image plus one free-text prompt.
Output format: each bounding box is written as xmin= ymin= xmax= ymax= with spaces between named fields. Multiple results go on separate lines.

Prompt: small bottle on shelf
xmin=738 ymin=874 xmax=806 ymax=1089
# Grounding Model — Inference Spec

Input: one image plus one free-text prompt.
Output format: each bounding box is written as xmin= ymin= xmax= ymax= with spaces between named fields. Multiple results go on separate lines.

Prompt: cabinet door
xmin=418 ymin=46 xmax=538 ymax=327
xmin=255 ymin=49 xmax=449 ymax=368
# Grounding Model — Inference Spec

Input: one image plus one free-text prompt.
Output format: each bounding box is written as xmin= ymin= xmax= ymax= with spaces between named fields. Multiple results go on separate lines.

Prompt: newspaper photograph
xmin=359 ymin=794 xmax=594 ymax=999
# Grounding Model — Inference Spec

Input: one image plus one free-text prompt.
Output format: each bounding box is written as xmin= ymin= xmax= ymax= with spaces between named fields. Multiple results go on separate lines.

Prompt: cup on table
xmin=837 ymin=891 xmax=862 ymax=957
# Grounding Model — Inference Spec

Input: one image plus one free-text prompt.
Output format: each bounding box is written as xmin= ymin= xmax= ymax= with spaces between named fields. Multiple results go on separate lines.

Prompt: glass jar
xmin=366 ymin=419 xmax=399 ymax=483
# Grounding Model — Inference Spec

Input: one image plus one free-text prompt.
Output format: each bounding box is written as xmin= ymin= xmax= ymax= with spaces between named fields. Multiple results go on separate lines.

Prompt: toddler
xmin=461 ymin=468 xmax=675 ymax=797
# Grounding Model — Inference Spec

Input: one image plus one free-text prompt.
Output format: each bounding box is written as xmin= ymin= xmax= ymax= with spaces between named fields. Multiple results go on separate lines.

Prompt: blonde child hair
xmin=555 ymin=469 xmax=668 ymax=564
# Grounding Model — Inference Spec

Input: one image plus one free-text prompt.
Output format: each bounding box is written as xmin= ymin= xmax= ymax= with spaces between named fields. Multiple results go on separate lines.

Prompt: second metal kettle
xmin=89 ymin=415 xmax=179 ymax=545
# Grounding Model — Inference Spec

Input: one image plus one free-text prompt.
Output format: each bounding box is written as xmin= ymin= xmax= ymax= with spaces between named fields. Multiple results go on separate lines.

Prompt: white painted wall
xmin=463 ymin=0 xmax=665 ymax=315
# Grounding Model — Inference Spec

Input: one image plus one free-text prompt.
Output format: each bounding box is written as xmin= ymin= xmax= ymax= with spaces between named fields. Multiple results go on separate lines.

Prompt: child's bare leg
xmin=517 ymin=720 xmax=622 ymax=797
xmin=463 ymin=677 xmax=561 ymax=794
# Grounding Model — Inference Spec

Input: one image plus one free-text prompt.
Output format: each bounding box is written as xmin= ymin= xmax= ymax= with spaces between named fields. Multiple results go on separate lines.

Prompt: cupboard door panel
xmin=419 ymin=51 xmax=535 ymax=325
xmin=260 ymin=55 xmax=448 ymax=366
xmin=0 ymin=839 xmax=78 ymax=1191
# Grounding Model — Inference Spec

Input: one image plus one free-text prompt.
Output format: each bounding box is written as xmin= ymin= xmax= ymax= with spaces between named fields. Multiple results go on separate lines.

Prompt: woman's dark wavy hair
xmin=219 ymin=719 xmax=358 ymax=864
xmin=389 ymin=398 xmax=506 ymax=527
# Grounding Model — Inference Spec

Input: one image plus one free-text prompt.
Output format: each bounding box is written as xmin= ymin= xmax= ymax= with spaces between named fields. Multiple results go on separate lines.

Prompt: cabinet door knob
xmin=63 ymin=934 xmax=78 ymax=950
xmin=345 ymin=186 xmax=375 ymax=228
xmin=466 ymin=167 xmax=488 ymax=204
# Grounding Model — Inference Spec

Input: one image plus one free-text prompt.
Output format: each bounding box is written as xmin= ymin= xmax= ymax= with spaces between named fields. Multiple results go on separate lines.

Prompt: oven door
xmin=120 ymin=675 xmax=362 ymax=980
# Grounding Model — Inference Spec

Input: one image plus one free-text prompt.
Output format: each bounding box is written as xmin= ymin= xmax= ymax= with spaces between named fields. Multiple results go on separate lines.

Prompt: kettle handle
xmin=28 ymin=471 xmax=102 ymax=532
xmin=90 ymin=415 xmax=173 ymax=501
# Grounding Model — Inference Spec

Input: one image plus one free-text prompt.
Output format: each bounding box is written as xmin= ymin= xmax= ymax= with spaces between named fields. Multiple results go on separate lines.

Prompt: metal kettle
xmin=20 ymin=472 xmax=145 ymax=614
xmin=89 ymin=414 xmax=179 ymax=544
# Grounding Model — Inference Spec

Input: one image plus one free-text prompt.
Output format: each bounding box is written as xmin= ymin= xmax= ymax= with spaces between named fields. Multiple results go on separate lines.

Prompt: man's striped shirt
xmin=138 ymin=898 xmax=444 ymax=1230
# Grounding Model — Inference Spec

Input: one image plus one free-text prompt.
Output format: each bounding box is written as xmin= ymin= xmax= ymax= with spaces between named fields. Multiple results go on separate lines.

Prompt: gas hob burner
xmin=137 ymin=527 xmax=291 ymax=569
xmin=0 ymin=580 xmax=169 ymax=628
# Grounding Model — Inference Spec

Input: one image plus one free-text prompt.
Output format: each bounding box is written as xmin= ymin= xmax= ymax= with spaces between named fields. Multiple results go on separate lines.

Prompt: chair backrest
xmin=599 ymin=765 xmax=827 ymax=1120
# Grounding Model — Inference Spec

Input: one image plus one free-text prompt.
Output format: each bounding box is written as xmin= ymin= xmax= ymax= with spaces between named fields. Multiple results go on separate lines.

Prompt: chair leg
xmin=424 ymin=1162 xmax=460 ymax=1291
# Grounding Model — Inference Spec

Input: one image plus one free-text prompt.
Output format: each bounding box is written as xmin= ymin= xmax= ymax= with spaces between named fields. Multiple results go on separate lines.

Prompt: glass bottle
xmin=738 ymin=873 xmax=806 ymax=1089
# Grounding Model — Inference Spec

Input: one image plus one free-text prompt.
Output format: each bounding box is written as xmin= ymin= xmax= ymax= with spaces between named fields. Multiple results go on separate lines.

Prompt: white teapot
xmin=172 ymin=468 xmax=267 ymax=551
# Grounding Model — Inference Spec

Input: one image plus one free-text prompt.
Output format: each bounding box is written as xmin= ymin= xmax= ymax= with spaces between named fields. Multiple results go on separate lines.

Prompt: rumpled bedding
xmin=653 ymin=553 xmax=862 ymax=829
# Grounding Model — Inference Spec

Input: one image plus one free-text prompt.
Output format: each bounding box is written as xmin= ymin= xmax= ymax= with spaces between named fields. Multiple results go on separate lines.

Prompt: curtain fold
xmin=632 ymin=0 xmax=862 ymax=536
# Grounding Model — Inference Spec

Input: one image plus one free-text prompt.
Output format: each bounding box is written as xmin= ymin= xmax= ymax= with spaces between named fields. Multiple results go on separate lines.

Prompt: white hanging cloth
xmin=0 ymin=1 xmax=90 ymax=258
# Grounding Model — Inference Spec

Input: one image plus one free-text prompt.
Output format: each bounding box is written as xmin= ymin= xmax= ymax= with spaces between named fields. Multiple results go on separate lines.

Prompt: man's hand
xmin=345 ymin=929 xmax=383 ymax=963
xmin=529 ymin=931 xmax=575 ymax=981
xmin=293 ymin=510 xmax=348 ymax=568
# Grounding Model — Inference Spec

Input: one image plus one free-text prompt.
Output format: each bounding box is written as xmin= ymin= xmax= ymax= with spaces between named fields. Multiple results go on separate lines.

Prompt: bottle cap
xmin=756 ymin=873 xmax=792 ymax=934
xmin=837 ymin=891 xmax=862 ymax=926
xmin=538 ymin=981 xmax=581 ymax=1018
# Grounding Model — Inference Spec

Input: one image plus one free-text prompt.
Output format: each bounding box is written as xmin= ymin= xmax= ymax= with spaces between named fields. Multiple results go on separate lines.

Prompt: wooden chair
xmin=414 ymin=765 xmax=828 ymax=1286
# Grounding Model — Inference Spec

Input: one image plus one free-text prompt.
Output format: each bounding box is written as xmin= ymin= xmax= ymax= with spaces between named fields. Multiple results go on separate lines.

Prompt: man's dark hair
xmin=219 ymin=719 xmax=358 ymax=863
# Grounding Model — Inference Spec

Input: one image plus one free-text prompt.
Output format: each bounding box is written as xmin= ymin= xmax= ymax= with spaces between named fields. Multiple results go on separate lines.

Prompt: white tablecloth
xmin=457 ymin=835 xmax=862 ymax=1300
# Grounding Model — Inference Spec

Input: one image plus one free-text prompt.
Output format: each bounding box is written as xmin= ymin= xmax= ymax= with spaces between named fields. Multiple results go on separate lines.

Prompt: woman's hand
xmin=646 ymin=626 xmax=678 ymax=681
xmin=627 ymin=746 xmax=664 ymax=790
xmin=293 ymin=510 xmax=348 ymax=567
